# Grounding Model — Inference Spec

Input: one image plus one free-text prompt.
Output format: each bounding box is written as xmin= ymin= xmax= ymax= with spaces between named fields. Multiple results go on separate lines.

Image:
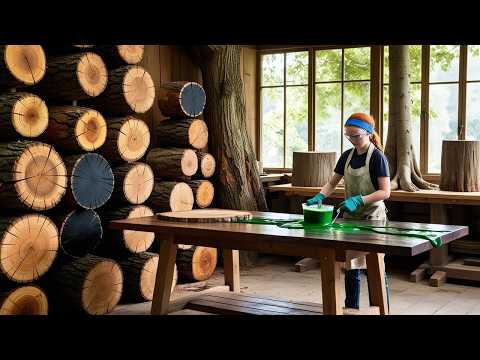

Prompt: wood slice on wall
xmin=0 ymin=92 xmax=48 ymax=139
xmin=118 ymin=252 xmax=176 ymax=303
xmin=35 ymin=52 xmax=108 ymax=101
xmin=148 ymin=181 xmax=194 ymax=213
xmin=42 ymin=106 xmax=107 ymax=152
xmin=146 ymin=148 xmax=198 ymax=180
xmin=98 ymin=205 xmax=155 ymax=255
xmin=291 ymin=151 xmax=336 ymax=187
xmin=187 ymin=180 xmax=214 ymax=208
xmin=100 ymin=116 xmax=150 ymax=163
xmin=49 ymin=209 xmax=103 ymax=260
xmin=0 ymin=45 xmax=46 ymax=88
xmin=157 ymin=208 xmax=252 ymax=223
xmin=194 ymin=151 xmax=216 ymax=179
xmin=176 ymin=246 xmax=217 ymax=282
xmin=158 ymin=81 xmax=206 ymax=118
xmin=0 ymin=214 xmax=59 ymax=283
xmin=112 ymin=162 xmax=154 ymax=205
xmin=156 ymin=118 xmax=208 ymax=150
xmin=440 ymin=140 xmax=480 ymax=192
xmin=0 ymin=141 xmax=67 ymax=211
xmin=47 ymin=254 xmax=122 ymax=315
xmin=63 ymin=153 xmax=114 ymax=209
xmin=95 ymin=45 xmax=144 ymax=67
xmin=83 ymin=65 xmax=155 ymax=115
xmin=0 ymin=285 xmax=48 ymax=315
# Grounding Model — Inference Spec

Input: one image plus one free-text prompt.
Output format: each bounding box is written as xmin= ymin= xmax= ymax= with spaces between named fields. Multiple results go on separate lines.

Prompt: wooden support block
xmin=410 ymin=268 xmax=427 ymax=283
xmin=463 ymin=258 xmax=480 ymax=267
xmin=294 ymin=258 xmax=321 ymax=272
xmin=429 ymin=271 xmax=447 ymax=287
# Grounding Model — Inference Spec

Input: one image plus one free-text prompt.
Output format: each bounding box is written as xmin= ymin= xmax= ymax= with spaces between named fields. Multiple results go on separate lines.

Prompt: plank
xmin=157 ymin=208 xmax=252 ymax=223
xmin=294 ymin=258 xmax=321 ymax=272
xmin=463 ymin=258 xmax=480 ymax=267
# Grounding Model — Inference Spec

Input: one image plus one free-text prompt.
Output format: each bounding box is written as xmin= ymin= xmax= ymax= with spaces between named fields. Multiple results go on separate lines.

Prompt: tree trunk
xmin=157 ymin=81 xmax=206 ymax=118
xmin=188 ymin=45 xmax=268 ymax=266
xmin=118 ymin=252 xmax=176 ymax=303
xmin=0 ymin=285 xmax=48 ymax=315
xmin=156 ymin=117 xmax=209 ymax=149
xmin=146 ymin=148 xmax=198 ymax=180
xmin=82 ymin=65 xmax=155 ymax=115
xmin=94 ymin=45 xmax=145 ymax=68
xmin=99 ymin=116 xmax=150 ymax=164
xmin=292 ymin=152 xmax=336 ymax=187
xmin=0 ymin=141 xmax=67 ymax=211
xmin=45 ymin=254 xmax=123 ymax=315
xmin=111 ymin=162 xmax=154 ymax=205
xmin=385 ymin=45 xmax=437 ymax=192
xmin=187 ymin=180 xmax=214 ymax=208
xmin=63 ymin=153 xmax=114 ymax=210
xmin=0 ymin=45 xmax=46 ymax=89
xmin=0 ymin=92 xmax=48 ymax=139
xmin=194 ymin=151 xmax=216 ymax=179
xmin=440 ymin=140 xmax=480 ymax=191
xmin=176 ymin=246 xmax=217 ymax=282
xmin=41 ymin=106 xmax=107 ymax=152
xmin=0 ymin=214 xmax=59 ymax=283
xmin=147 ymin=181 xmax=194 ymax=213
xmin=35 ymin=52 xmax=108 ymax=100
xmin=96 ymin=205 xmax=155 ymax=255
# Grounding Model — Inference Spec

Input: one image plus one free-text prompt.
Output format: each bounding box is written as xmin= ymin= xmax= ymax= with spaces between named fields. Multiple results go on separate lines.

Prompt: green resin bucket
xmin=302 ymin=204 xmax=334 ymax=225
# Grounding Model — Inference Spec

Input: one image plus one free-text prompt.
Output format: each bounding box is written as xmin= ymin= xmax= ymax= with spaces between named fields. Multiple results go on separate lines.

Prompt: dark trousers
xmin=344 ymin=269 xmax=390 ymax=310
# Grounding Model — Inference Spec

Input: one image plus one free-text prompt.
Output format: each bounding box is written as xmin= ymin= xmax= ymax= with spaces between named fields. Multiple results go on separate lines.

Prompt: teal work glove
xmin=339 ymin=195 xmax=364 ymax=214
xmin=306 ymin=192 xmax=326 ymax=206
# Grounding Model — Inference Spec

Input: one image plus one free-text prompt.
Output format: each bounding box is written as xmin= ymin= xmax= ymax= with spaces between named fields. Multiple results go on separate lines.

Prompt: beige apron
xmin=343 ymin=143 xmax=388 ymax=270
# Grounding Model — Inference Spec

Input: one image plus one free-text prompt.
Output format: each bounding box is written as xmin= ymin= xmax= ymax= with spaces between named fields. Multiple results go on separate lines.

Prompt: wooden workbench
xmin=268 ymin=183 xmax=480 ymax=285
xmin=110 ymin=211 xmax=468 ymax=315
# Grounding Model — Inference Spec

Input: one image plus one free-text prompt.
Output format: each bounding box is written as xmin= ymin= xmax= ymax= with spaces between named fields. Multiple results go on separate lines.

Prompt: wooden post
xmin=319 ymin=248 xmax=342 ymax=315
xmin=366 ymin=253 xmax=389 ymax=315
xmin=430 ymin=204 xmax=449 ymax=267
xmin=223 ymin=249 xmax=240 ymax=293
xmin=151 ymin=235 xmax=177 ymax=315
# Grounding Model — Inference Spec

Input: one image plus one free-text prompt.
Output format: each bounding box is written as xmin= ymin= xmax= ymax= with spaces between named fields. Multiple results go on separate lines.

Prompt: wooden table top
xmin=268 ymin=183 xmax=480 ymax=206
xmin=110 ymin=211 xmax=468 ymax=257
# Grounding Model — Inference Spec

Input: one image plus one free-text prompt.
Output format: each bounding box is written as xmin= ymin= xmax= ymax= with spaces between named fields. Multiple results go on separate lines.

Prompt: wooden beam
xmin=151 ymin=236 xmax=177 ymax=315
xmin=366 ymin=253 xmax=389 ymax=315
xmin=294 ymin=257 xmax=321 ymax=272
xmin=319 ymin=249 xmax=343 ymax=315
xmin=429 ymin=271 xmax=447 ymax=287
xmin=223 ymin=249 xmax=240 ymax=293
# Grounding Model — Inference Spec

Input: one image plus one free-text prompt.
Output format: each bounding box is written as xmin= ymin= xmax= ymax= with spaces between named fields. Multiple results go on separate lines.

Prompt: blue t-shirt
xmin=334 ymin=147 xmax=390 ymax=190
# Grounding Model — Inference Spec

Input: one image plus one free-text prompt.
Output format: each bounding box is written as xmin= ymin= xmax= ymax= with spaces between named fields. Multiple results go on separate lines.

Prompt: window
xmin=466 ymin=45 xmax=480 ymax=141
xmin=260 ymin=51 xmax=308 ymax=168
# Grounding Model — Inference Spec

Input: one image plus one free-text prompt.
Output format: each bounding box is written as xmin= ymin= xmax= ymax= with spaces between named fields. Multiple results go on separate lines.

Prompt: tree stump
xmin=156 ymin=118 xmax=208 ymax=150
xmin=187 ymin=180 xmax=214 ymax=208
xmin=94 ymin=45 xmax=144 ymax=67
xmin=111 ymin=162 xmax=154 ymax=205
xmin=0 ymin=45 xmax=46 ymax=88
xmin=147 ymin=181 xmax=194 ymax=213
xmin=440 ymin=140 xmax=480 ymax=192
xmin=194 ymin=151 xmax=216 ymax=179
xmin=291 ymin=152 xmax=336 ymax=187
xmin=0 ymin=141 xmax=67 ymax=211
xmin=146 ymin=148 xmax=198 ymax=180
xmin=0 ymin=92 xmax=48 ymax=139
xmin=176 ymin=246 xmax=217 ymax=282
xmin=41 ymin=106 xmax=107 ymax=152
xmin=35 ymin=52 xmax=108 ymax=101
xmin=97 ymin=205 xmax=155 ymax=255
xmin=118 ymin=252 xmax=176 ymax=303
xmin=49 ymin=209 xmax=103 ymax=260
xmin=0 ymin=214 xmax=59 ymax=283
xmin=46 ymin=254 xmax=122 ymax=315
xmin=158 ymin=81 xmax=206 ymax=118
xmin=0 ymin=285 xmax=48 ymax=315
xmin=82 ymin=65 xmax=155 ymax=114
xmin=100 ymin=116 xmax=150 ymax=164
xmin=63 ymin=153 xmax=114 ymax=209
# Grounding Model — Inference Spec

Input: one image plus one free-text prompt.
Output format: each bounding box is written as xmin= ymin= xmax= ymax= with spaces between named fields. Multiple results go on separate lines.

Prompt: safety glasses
xmin=344 ymin=131 xmax=368 ymax=141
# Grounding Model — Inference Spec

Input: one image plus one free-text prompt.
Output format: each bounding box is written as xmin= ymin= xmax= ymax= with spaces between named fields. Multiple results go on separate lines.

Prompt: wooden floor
xmin=111 ymin=255 xmax=480 ymax=315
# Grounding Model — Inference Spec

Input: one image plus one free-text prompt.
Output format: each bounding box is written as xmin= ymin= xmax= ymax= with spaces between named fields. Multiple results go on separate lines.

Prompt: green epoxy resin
xmin=302 ymin=204 xmax=333 ymax=225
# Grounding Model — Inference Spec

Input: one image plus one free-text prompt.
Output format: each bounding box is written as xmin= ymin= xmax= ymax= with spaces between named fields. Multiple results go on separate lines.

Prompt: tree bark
xmin=146 ymin=148 xmax=198 ymax=180
xmin=156 ymin=117 xmax=209 ymax=149
xmin=292 ymin=152 xmax=336 ymax=187
xmin=385 ymin=45 xmax=437 ymax=192
xmin=188 ymin=45 xmax=267 ymax=266
xmin=440 ymin=140 xmax=480 ymax=191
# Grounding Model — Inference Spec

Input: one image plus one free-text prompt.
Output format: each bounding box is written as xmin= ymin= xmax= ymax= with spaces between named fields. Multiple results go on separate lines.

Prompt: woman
xmin=306 ymin=112 xmax=391 ymax=310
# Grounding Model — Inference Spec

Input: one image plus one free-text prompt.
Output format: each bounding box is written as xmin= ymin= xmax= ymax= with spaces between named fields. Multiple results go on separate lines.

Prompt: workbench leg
xmin=319 ymin=248 xmax=343 ymax=315
xmin=151 ymin=236 xmax=177 ymax=315
xmin=429 ymin=204 xmax=450 ymax=287
xmin=223 ymin=249 xmax=240 ymax=293
xmin=366 ymin=253 xmax=389 ymax=315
